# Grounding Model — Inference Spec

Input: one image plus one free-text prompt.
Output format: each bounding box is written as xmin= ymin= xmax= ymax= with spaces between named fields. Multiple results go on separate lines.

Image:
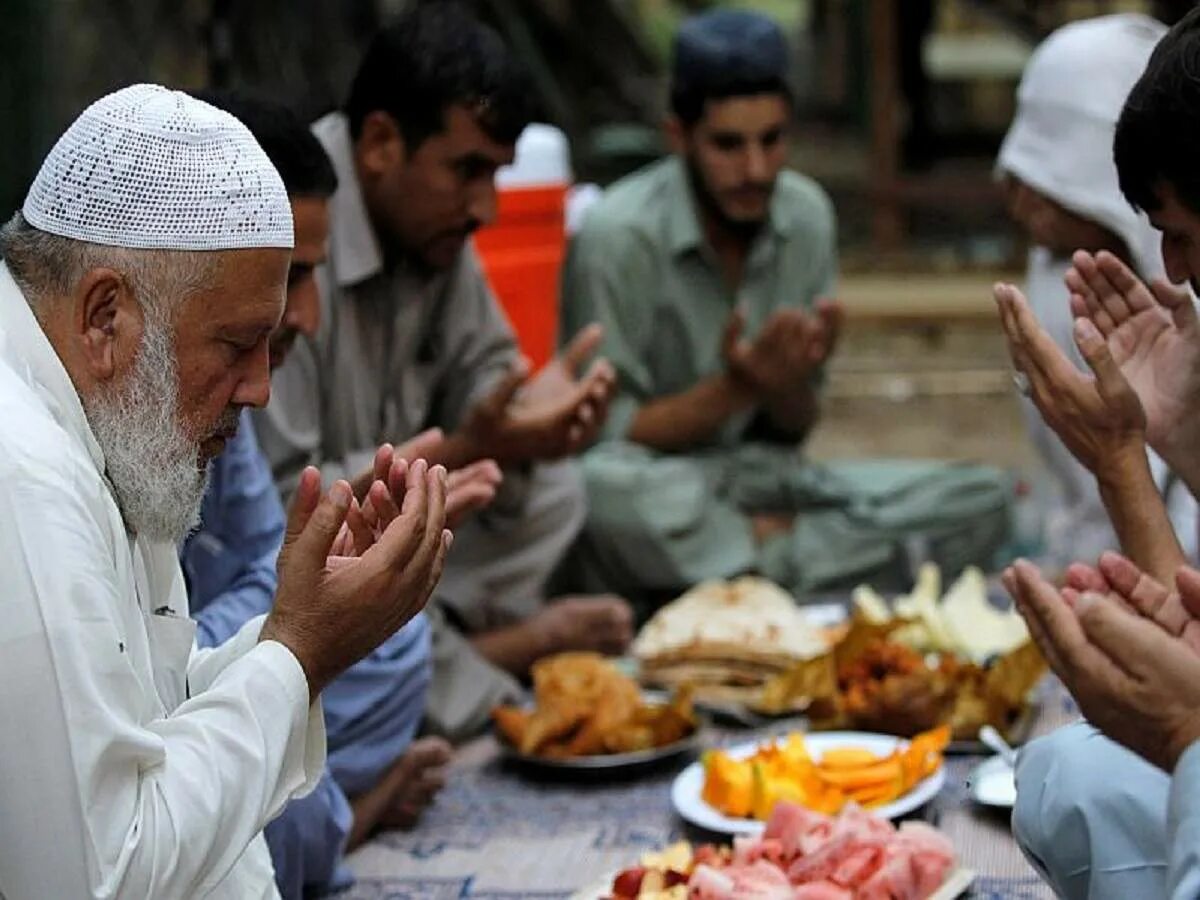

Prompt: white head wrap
xmin=997 ymin=15 xmax=1199 ymax=565
xmin=996 ymin=14 xmax=1166 ymax=278
xmin=22 ymin=83 xmax=294 ymax=251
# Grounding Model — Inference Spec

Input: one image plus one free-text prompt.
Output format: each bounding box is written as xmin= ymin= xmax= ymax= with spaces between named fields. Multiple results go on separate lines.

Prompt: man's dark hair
xmin=191 ymin=90 xmax=338 ymax=199
xmin=344 ymin=1 xmax=534 ymax=150
xmin=1115 ymin=7 xmax=1200 ymax=214
xmin=671 ymin=77 xmax=793 ymax=127
xmin=1155 ymin=1 xmax=1198 ymax=27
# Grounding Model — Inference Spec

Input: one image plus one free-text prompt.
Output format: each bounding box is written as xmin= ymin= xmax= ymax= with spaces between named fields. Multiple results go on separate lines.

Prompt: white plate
xmin=967 ymin=754 xmax=1016 ymax=808
xmin=671 ymin=730 xmax=947 ymax=835
xmin=569 ymin=864 xmax=976 ymax=900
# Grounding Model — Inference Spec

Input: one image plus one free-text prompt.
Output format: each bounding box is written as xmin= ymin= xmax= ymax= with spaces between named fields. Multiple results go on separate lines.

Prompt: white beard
xmin=82 ymin=313 xmax=210 ymax=543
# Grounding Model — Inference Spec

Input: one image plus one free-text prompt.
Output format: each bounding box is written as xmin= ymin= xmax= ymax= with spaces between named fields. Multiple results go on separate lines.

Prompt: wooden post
xmin=868 ymin=0 xmax=904 ymax=252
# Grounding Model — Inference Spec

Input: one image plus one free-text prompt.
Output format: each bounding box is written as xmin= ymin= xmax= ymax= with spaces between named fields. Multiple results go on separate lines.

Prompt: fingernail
xmin=1076 ymin=591 xmax=1101 ymax=613
xmin=432 ymin=464 xmax=447 ymax=484
xmin=444 ymin=530 xmax=454 ymax=549
xmin=331 ymin=481 xmax=351 ymax=507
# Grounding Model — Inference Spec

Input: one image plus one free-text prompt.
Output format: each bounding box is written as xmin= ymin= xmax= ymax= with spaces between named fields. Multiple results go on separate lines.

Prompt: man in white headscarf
xmin=0 ymin=84 xmax=449 ymax=899
xmin=992 ymin=11 xmax=1200 ymax=900
xmin=996 ymin=11 xmax=1197 ymax=569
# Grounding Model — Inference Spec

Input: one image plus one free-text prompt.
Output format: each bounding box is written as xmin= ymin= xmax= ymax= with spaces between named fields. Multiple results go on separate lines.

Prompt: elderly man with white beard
xmin=0 ymin=84 xmax=450 ymax=899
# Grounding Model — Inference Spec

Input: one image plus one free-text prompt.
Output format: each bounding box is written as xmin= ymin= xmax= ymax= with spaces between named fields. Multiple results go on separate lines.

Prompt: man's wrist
xmin=1094 ymin=438 xmax=1153 ymax=493
xmin=441 ymin=430 xmax=491 ymax=470
xmin=1156 ymin=427 xmax=1200 ymax=491
xmin=528 ymin=610 xmax=562 ymax=658
xmin=259 ymin=615 xmax=325 ymax=699
xmin=718 ymin=369 xmax=759 ymax=410
xmin=1166 ymin=715 xmax=1200 ymax=773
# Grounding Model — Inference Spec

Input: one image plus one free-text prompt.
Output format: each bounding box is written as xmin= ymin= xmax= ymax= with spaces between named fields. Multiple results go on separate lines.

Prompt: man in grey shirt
xmin=256 ymin=3 xmax=632 ymax=740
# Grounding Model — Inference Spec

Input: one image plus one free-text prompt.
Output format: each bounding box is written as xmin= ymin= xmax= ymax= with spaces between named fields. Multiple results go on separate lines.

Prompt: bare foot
xmin=346 ymin=736 xmax=454 ymax=848
xmin=377 ymin=736 xmax=453 ymax=830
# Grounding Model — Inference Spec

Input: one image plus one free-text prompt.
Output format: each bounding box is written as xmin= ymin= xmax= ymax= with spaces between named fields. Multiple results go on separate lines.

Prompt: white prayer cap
xmin=22 ymin=83 xmax=294 ymax=252
xmin=997 ymin=14 xmax=1165 ymax=278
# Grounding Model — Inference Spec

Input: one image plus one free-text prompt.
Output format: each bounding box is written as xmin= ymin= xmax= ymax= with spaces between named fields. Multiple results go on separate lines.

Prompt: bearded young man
xmin=560 ymin=9 xmax=1011 ymax=613
xmin=0 ymin=85 xmax=449 ymax=898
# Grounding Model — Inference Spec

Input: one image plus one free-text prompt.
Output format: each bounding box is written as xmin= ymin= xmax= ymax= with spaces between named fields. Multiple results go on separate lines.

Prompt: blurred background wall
xmin=0 ymin=0 xmax=1184 ymax=498
xmin=0 ymin=0 xmax=1175 ymax=270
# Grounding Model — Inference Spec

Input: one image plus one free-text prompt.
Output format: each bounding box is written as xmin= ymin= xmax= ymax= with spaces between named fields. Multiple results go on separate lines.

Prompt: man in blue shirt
xmin=181 ymin=93 xmax=500 ymax=899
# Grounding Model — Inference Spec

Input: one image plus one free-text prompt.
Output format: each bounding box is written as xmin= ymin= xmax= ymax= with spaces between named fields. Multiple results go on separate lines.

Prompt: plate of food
xmin=492 ymin=652 xmax=702 ymax=773
xmin=832 ymin=564 xmax=1047 ymax=749
xmin=719 ymin=566 xmax=1048 ymax=746
xmin=570 ymin=800 xmax=974 ymax=899
xmin=629 ymin=570 xmax=1045 ymax=744
xmin=672 ymin=727 xmax=949 ymax=835
xmin=633 ymin=577 xmax=841 ymax=717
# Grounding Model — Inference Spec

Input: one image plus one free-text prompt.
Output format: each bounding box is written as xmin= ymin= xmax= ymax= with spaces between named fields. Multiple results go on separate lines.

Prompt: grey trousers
xmin=1014 ymin=722 xmax=1169 ymax=899
xmin=422 ymin=459 xmax=587 ymax=741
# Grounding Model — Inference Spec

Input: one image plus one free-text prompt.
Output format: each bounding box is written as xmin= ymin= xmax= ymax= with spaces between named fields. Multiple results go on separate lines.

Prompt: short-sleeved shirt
xmin=560 ymin=155 xmax=838 ymax=448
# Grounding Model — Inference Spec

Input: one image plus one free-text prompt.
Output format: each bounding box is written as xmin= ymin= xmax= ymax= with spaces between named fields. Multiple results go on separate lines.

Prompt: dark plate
xmin=499 ymin=726 xmax=705 ymax=773
xmin=497 ymin=690 xmax=707 ymax=775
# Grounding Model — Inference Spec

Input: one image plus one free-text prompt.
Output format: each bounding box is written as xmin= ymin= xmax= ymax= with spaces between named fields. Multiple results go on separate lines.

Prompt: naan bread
xmin=633 ymin=577 xmax=830 ymax=664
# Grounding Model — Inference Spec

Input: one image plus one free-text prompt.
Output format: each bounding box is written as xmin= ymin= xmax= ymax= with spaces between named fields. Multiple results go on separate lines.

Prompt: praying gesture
xmin=1005 ymin=559 xmax=1200 ymax=772
xmin=263 ymin=461 xmax=451 ymax=697
xmin=994 ymin=280 xmax=1147 ymax=474
xmin=994 ymin=280 xmax=1187 ymax=581
xmin=1062 ymin=552 xmax=1200 ymax=654
xmin=1064 ymin=250 xmax=1200 ymax=492
xmin=722 ymin=299 xmax=843 ymax=398
xmin=458 ymin=323 xmax=616 ymax=464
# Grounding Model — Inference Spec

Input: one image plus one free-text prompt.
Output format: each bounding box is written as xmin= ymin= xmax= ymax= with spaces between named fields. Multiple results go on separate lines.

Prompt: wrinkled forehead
xmin=175 ymin=247 xmax=289 ymax=333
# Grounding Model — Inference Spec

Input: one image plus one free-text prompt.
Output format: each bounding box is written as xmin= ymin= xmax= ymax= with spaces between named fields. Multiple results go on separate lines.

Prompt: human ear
xmin=74 ymin=268 xmax=142 ymax=382
xmin=357 ymin=111 xmax=407 ymax=177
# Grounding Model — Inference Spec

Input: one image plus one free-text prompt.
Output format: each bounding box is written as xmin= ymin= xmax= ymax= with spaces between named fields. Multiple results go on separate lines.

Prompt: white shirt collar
xmin=311 ymin=112 xmax=386 ymax=288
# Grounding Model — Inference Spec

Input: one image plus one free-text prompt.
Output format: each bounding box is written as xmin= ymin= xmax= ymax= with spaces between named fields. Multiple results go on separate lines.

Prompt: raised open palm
xmin=1065 ymin=250 xmax=1200 ymax=457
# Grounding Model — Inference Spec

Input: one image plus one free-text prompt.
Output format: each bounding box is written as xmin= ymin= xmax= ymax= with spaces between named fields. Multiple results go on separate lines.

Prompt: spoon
xmin=978 ymin=725 xmax=1018 ymax=767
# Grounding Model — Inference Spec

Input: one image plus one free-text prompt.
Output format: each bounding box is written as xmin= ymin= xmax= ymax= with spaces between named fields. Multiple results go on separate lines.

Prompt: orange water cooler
xmin=475 ymin=124 xmax=572 ymax=370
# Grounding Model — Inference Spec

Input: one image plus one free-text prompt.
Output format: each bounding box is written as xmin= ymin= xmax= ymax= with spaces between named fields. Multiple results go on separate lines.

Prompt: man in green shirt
xmin=561 ymin=9 xmax=1011 ymax=611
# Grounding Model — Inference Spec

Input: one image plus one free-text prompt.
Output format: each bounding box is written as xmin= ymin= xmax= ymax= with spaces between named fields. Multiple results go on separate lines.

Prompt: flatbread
xmin=633 ymin=577 xmax=831 ymax=664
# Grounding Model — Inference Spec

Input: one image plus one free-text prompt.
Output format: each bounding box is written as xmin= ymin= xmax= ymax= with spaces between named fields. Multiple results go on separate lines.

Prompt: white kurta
xmin=0 ymin=262 xmax=326 ymax=899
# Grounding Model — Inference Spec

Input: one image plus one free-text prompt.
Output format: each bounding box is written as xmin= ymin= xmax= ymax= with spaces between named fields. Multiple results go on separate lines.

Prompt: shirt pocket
xmin=143 ymin=612 xmax=197 ymax=714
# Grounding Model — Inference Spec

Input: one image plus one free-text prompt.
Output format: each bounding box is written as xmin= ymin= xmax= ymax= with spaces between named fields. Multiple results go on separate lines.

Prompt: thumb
xmin=479 ymin=359 xmax=530 ymax=419
xmin=816 ymin=298 xmax=844 ymax=342
xmin=560 ymin=323 xmax=604 ymax=375
xmin=1074 ymin=318 xmax=1141 ymax=412
xmin=1150 ymin=278 xmax=1199 ymax=332
xmin=291 ymin=480 xmax=354 ymax=572
xmin=283 ymin=467 xmax=323 ymax=551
